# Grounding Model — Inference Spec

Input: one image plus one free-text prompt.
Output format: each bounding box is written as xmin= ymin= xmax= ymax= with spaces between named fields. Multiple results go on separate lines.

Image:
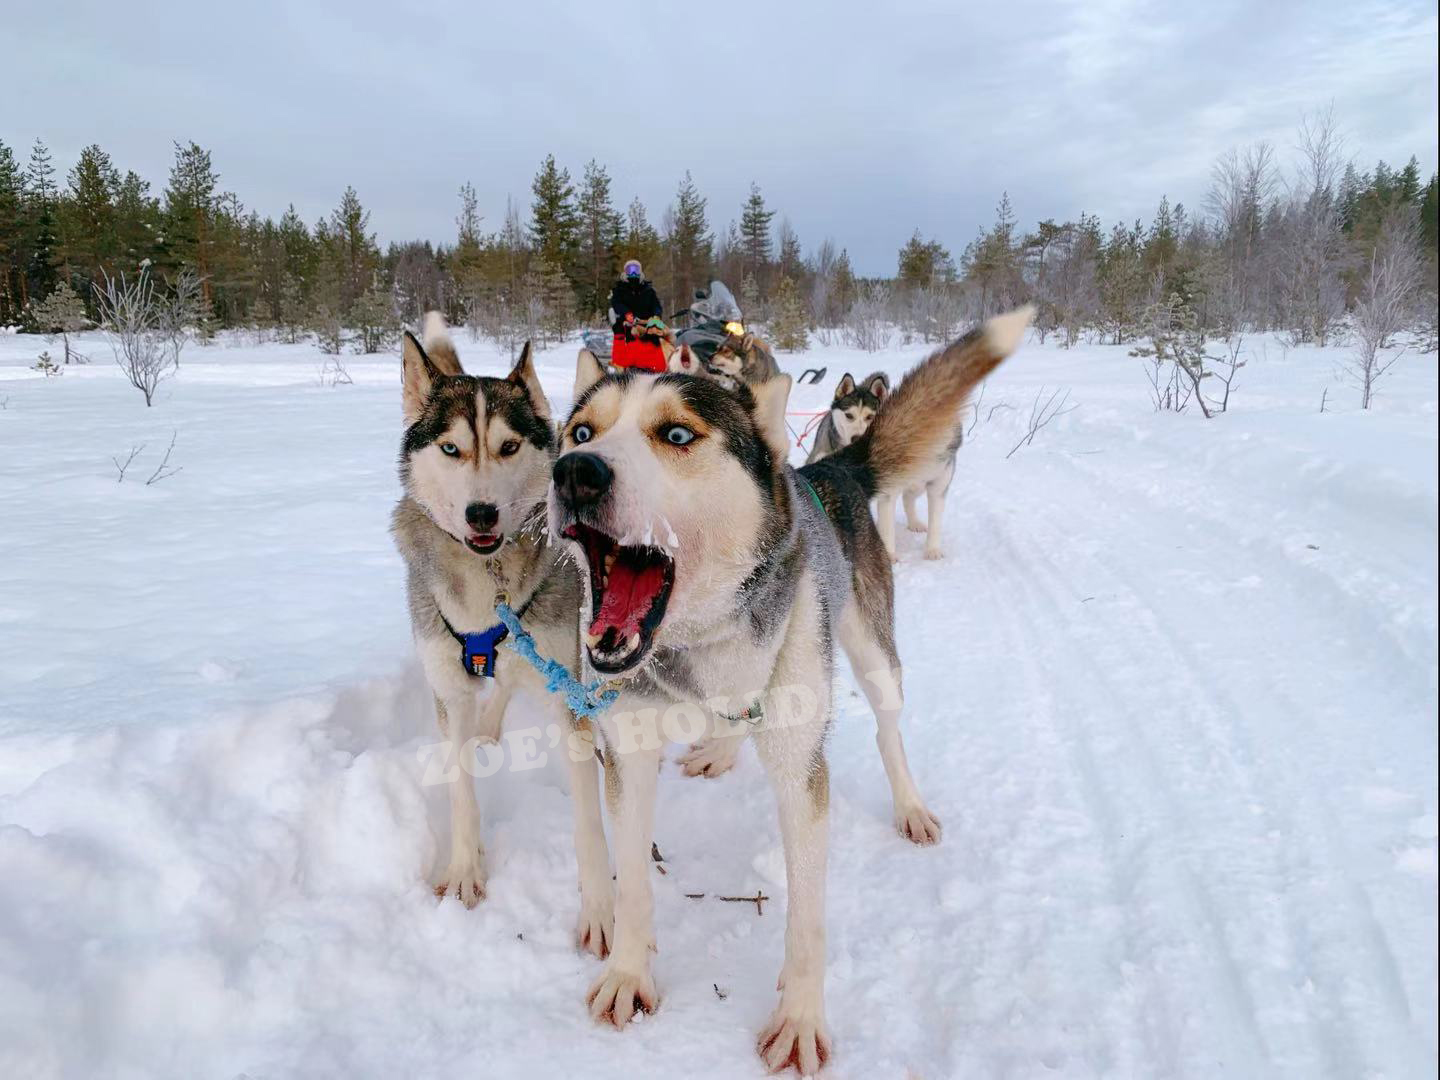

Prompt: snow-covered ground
xmin=0 ymin=325 xmax=1434 ymax=1079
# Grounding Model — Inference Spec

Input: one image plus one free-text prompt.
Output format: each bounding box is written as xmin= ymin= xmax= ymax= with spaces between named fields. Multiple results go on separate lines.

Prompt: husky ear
xmin=574 ymin=347 xmax=607 ymax=399
xmin=833 ymin=373 xmax=856 ymax=401
xmin=669 ymin=343 xmax=697 ymax=374
xmin=506 ymin=340 xmax=549 ymax=419
xmin=751 ymin=374 xmax=793 ymax=469
xmin=865 ymin=373 xmax=890 ymax=402
xmin=402 ymin=331 xmax=443 ymax=425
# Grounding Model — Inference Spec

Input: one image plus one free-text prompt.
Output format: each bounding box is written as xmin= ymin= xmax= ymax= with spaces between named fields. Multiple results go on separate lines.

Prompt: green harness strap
xmin=796 ymin=474 xmax=828 ymax=519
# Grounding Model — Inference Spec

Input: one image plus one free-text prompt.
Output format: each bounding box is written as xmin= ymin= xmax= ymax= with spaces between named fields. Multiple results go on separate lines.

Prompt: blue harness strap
xmin=493 ymin=603 xmax=620 ymax=719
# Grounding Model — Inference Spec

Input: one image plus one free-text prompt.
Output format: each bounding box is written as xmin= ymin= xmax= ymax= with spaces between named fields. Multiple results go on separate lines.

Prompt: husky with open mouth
xmin=550 ymin=307 xmax=1033 ymax=1073
xmin=392 ymin=314 xmax=613 ymax=957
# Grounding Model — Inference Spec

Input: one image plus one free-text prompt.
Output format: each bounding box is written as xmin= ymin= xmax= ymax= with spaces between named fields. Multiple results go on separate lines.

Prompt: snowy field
xmin=0 ymin=325 xmax=1435 ymax=1079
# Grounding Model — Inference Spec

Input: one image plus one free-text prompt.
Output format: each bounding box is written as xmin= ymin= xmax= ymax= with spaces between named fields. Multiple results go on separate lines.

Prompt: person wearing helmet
xmin=609 ymin=259 xmax=666 ymax=372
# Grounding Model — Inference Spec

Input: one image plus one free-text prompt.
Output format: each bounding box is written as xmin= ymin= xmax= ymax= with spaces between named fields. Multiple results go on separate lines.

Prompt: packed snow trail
xmin=0 ymin=331 xmax=1434 ymax=1078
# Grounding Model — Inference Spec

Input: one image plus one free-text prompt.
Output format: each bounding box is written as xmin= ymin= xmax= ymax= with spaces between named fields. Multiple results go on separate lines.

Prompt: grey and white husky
xmin=548 ymin=307 xmax=1032 ymax=1072
xmin=391 ymin=314 xmax=613 ymax=957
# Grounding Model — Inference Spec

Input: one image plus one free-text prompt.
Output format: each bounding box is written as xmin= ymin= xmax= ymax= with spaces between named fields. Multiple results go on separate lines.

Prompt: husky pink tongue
xmin=590 ymin=558 xmax=666 ymax=640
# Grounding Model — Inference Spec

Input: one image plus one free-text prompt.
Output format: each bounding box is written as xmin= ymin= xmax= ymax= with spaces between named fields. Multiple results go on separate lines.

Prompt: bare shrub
xmin=94 ymin=269 xmax=173 ymax=407
xmin=842 ymin=284 xmax=892 ymax=352
xmin=1348 ymin=208 xmax=1422 ymax=409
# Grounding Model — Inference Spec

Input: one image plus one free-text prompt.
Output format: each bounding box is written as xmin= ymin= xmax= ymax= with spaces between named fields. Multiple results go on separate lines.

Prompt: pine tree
xmin=622 ymin=198 xmax=663 ymax=288
xmin=326 ymin=186 xmax=379 ymax=313
xmin=777 ymin=218 xmax=802 ymax=282
xmin=898 ymin=230 xmax=955 ymax=291
xmin=576 ymin=160 xmax=621 ymax=318
xmin=529 ymin=155 xmax=580 ymax=291
xmin=770 ymin=275 xmax=809 ymax=351
xmin=739 ymin=182 xmax=775 ymax=287
xmin=30 ymin=280 xmax=89 ymax=362
xmin=162 ymin=141 xmax=219 ymax=306
xmin=114 ymin=170 xmax=161 ymax=273
xmin=25 ymin=139 xmax=59 ymax=302
xmin=740 ymin=271 xmax=762 ymax=321
xmin=350 ymin=276 xmax=398 ymax=353
xmin=830 ymin=248 xmax=856 ymax=322
xmin=61 ymin=144 xmax=122 ymax=299
xmin=0 ymin=139 xmax=24 ymax=321
xmin=665 ymin=172 xmax=712 ymax=313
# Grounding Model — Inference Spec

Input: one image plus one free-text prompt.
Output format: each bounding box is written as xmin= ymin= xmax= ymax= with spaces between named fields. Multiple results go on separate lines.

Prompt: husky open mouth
xmin=464 ymin=531 xmax=503 ymax=555
xmin=563 ymin=522 xmax=675 ymax=673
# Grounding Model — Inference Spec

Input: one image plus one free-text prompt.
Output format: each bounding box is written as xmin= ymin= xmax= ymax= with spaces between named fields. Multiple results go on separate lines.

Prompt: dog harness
xmin=435 ymin=554 xmax=539 ymax=680
xmin=437 ymin=563 xmax=620 ymax=718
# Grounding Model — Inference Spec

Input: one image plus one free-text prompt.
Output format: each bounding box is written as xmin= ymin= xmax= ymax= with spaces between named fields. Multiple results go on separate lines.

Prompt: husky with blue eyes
xmin=391 ymin=314 xmax=613 ymax=958
xmin=549 ymin=307 xmax=1033 ymax=1073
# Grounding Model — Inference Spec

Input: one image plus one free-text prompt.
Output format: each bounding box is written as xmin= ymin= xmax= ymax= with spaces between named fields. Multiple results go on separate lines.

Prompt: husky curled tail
xmin=821 ymin=305 xmax=1033 ymax=500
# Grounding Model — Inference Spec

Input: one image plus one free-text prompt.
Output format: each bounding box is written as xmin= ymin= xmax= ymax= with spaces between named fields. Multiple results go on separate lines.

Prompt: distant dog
xmin=804 ymin=371 xmax=889 ymax=464
xmin=809 ymin=369 xmax=963 ymax=561
xmin=392 ymin=315 xmax=613 ymax=957
xmin=548 ymin=308 xmax=1031 ymax=1072
xmin=667 ymin=331 xmax=780 ymax=390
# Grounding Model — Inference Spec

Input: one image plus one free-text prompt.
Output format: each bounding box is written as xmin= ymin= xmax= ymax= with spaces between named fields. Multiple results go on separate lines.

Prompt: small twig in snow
xmin=719 ymin=891 xmax=770 ymax=916
xmin=1006 ymin=386 xmax=1077 ymax=459
xmin=112 ymin=445 xmax=145 ymax=483
xmin=145 ymin=430 xmax=183 ymax=486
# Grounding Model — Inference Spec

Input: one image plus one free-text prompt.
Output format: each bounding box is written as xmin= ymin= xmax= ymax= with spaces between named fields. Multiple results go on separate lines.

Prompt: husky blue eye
xmin=440 ymin=442 xmax=459 ymax=456
xmin=572 ymin=424 xmax=593 ymax=444
xmin=662 ymin=424 xmax=696 ymax=446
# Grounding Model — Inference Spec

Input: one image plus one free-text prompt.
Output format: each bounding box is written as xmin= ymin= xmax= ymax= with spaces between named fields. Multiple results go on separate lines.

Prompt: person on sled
xmin=609 ymin=258 xmax=667 ymax=372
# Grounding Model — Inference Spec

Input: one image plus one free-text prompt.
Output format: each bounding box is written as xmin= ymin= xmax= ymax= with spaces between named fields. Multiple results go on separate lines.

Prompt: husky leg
xmin=433 ymin=685 xmax=508 ymax=906
xmin=875 ymin=493 xmax=899 ymax=561
xmin=903 ymin=486 xmax=927 ymax=532
xmin=753 ymin=682 xmax=832 ymax=1074
xmin=923 ymin=462 xmax=953 ymax=560
xmin=837 ymin=606 xmax=942 ymax=845
xmin=586 ymin=730 xmax=660 ymax=1026
xmin=565 ymin=708 xmax=614 ymax=958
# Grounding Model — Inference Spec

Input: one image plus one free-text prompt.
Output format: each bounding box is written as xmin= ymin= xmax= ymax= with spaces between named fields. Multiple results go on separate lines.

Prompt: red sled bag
xmin=612 ymin=335 xmax=667 ymax=373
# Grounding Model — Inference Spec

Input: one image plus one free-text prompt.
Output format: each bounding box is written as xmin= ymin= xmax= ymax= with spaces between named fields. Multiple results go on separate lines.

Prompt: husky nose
xmin=554 ymin=452 xmax=611 ymax=509
xmin=465 ymin=502 xmax=499 ymax=531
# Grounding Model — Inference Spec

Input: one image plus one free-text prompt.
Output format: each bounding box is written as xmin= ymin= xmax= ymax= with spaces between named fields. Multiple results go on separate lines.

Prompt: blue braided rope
xmin=493 ymin=603 xmax=620 ymax=719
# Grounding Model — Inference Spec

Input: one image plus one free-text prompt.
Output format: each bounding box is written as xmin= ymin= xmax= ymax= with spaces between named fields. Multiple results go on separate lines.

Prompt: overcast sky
xmin=6 ymin=0 xmax=1437 ymax=275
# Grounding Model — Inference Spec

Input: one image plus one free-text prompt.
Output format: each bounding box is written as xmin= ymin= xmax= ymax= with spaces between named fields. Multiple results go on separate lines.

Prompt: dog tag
xmin=461 ymin=624 xmax=509 ymax=677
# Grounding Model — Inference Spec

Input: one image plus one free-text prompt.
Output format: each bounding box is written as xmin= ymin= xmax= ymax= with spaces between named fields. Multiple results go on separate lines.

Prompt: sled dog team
xmin=392 ymin=306 xmax=1032 ymax=1073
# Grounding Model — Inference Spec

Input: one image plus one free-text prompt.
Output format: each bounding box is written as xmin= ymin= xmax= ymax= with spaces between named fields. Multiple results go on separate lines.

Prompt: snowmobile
xmin=671 ymin=280 xmax=747 ymax=369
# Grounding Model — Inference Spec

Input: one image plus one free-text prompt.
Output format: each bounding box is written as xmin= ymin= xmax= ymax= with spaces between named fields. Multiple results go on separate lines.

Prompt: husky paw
xmin=678 ymin=736 xmax=743 ymax=778
xmin=434 ymin=851 xmax=487 ymax=907
xmin=758 ymin=999 xmax=832 ymax=1075
xmin=906 ymin=520 xmax=928 ymax=533
xmin=896 ymin=802 xmax=943 ymax=845
xmin=576 ymin=891 xmax=615 ymax=959
xmin=923 ymin=548 xmax=944 ymax=561
xmin=586 ymin=962 xmax=657 ymax=1028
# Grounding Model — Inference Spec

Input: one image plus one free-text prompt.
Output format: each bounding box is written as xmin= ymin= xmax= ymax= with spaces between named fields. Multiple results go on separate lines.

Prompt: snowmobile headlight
xmin=724 ymin=321 xmax=745 ymax=337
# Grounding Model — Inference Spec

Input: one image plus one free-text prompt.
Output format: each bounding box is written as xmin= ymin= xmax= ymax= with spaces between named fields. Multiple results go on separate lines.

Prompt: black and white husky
xmin=391 ymin=314 xmax=613 ymax=956
xmin=803 ymin=370 xmax=890 ymax=464
xmin=548 ymin=307 xmax=1032 ymax=1073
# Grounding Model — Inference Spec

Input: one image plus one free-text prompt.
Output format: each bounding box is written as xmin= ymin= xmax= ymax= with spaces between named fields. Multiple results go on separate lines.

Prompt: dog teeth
xmin=626 ymin=633 xmax=640 ymax=654
xmin=585 ymin=630 xmax=602 ymax=648
xmin=603 ymin=552 xmax=616 ymax=574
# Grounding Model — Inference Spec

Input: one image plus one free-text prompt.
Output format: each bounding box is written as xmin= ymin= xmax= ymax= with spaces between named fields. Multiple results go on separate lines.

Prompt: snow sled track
xmin=913 ymin=449 xmax=1436 ymax=1078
